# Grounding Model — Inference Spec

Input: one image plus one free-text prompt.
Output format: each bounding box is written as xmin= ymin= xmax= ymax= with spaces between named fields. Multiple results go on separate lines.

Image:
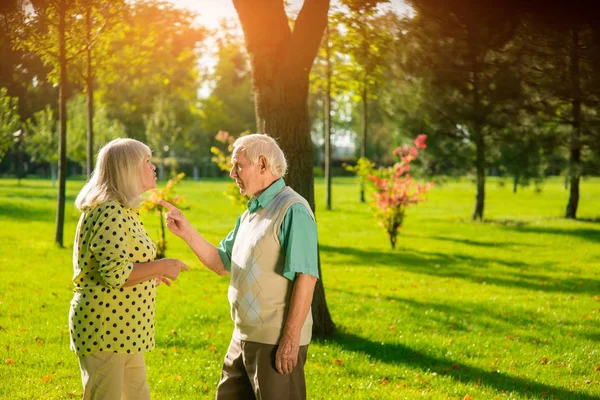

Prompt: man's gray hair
xmin=233 ymin=134 xmax=287 ymax=178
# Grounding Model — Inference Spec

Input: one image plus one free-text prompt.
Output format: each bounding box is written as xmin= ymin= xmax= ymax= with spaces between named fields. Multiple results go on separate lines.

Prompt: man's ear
xmin=258 ymin=156 xmax=267 ymax=172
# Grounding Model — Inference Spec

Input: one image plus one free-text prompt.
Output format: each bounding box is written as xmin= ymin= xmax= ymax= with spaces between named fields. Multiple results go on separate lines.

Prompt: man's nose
xmin=230 ymin=168 xmax=236 ymax=179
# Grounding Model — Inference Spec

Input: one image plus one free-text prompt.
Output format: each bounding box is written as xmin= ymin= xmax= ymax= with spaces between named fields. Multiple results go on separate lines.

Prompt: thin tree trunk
xmin=324 ymin=23 xmax=332 ymax=211
xmin=360 ymin=81 xmax=367 ymax=203
xmin=86 ymin=5 xmax=94 ymax=177
xmin=513 ymin=174 xmax=519 ymax=193
xmin=566 ymin=29 xmax=581 ymax=219
xmin=469 ymin=34 xmax=485 ymax=221
xmin=472 ymin=133 xmax=485 ymax=221
xmin=54 ymin=0 xmax=67 ymax=247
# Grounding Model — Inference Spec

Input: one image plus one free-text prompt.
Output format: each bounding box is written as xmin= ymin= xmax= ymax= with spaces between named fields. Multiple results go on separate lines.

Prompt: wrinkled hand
xmin=275 ymin=334 xmax=300 ymax=374
xmin=159 ymin=258 xmax=189 ymax=283
xmin=155 ymin=276 xmax=172 ymax=287
xmin=160 ymin=200 xmax=192 ymax=240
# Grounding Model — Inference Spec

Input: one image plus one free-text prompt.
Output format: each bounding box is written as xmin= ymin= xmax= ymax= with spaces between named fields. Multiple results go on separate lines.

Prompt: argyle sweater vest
xmin=228 ymin=186 xmax=315 ymax=345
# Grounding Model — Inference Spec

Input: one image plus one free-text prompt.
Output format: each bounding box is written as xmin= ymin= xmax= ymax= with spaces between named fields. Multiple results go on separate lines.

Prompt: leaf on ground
xmin=540 ymin=357 xmax=550 ymax=364
xmin=463 ymin=395 xmax=473 ymax=400
xmin=42 ymin=375 xmax=51 ymax=383
xmin=176 ymin=375 xmax=182 ymax=381
xmin=333 ymin=359 xmax=344 ymax=365
xmin=170 ymin=329 xmax=177 ymax=336
xmin=5 ymin=359 xmax=15 ymax=365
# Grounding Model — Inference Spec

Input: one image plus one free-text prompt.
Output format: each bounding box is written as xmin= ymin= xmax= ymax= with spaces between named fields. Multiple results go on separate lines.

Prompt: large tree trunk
xmin=86 ymin=5 xmax=94 ymax=177
xmin=233 ymin=0 xmax=335 ymax=338
xmin=54 ymin=0 xmax=67 ymax=247
xmin=566 ymin=29 xmax=581 ymax=219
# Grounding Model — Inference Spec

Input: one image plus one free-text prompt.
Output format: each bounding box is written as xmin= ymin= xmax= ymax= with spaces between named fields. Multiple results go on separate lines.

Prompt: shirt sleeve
xmin=279 ymin=203 xmax=319 ymax=281
xmin=218 ymin=216 xmax=242 ymax=273
xmin=89 ymin=204 xmax=133 ymax=289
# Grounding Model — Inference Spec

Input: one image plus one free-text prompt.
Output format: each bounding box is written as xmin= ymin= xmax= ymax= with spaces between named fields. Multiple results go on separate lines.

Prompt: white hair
xmin=75 ymin=138 xmax=151 ymax=211
xmin=232 ymin=134 xmax=287 ymax=178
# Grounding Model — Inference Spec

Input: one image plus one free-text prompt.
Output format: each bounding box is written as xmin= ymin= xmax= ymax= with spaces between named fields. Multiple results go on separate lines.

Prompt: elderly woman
xmin=69 ymin=138 xmax=188 ymax=400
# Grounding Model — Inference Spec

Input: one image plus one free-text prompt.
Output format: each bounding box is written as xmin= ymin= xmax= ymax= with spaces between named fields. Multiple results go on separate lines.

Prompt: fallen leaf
xmin=170 ymin=329 xmax=177 ymax=336
xmin=333 ymin=359 xmax=344 ymax=365
xmin=464 ymin=395 xmax=473 ymax=400
xmin=5 ymin=359 xmax=15 ymax=365
xmin=176 ymin=376 xmax=182 ymax=381
xmin=42 ymin=376 xmax=51 ymax=383
xmin=540 ymin=357 xmax=549 ymax=364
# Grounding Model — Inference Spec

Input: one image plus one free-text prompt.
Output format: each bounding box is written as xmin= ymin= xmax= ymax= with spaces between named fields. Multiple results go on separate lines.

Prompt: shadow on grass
xmin=320 ymin=244 xmax=600 ymax=295
xmin=577 ymin=217 xmax=600 ymax=224
xmin=327 ymin=329 xmax=598 ymax=400
xmin=507 ymin=226 xmax=600 ymax=243
xmin=426 ymin=235 xmax=537 ymax=248
xmin=482 ymin=218 xmax=529 ymax=227
xmin=0 ymin=202 xmax=55 ymax=222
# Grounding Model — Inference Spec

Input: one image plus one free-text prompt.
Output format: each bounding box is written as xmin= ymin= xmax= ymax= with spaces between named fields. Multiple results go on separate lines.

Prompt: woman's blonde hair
xmin=233 ymin=134 xmax=287 ymax=178
xmin=75 ymin=138 xmax=151 ymax=211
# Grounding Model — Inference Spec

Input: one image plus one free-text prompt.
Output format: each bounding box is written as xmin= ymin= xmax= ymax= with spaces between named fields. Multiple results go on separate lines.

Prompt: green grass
xmin=1 ymin=176 xmax=599 ymax=399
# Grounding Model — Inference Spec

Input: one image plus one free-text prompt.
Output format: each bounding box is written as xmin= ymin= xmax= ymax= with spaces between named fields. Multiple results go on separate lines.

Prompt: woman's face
xmin=140 ymin=155 xmax=157 ymax=193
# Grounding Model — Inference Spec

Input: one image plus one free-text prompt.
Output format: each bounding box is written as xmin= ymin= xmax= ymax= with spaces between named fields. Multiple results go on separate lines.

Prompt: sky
xmin=168 ymin=0 xmax=411 ymax=30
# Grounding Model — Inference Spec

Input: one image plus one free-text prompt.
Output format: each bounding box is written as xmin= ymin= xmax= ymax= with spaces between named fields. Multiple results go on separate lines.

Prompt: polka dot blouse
xmin=69 ymin=200 xmax=157 ymax=356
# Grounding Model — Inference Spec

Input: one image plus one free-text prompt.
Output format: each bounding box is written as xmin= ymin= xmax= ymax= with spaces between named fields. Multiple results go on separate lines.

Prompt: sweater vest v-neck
xmin=228 ymin=186 xmax=314 ymax=345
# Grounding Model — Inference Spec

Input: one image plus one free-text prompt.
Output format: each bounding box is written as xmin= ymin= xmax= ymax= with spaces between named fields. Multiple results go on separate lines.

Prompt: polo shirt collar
xmin=247 ymin=177 xmax=285 ymax=214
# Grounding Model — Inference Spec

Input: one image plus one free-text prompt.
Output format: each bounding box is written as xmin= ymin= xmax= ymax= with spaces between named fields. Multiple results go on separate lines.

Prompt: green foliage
xmin=97 ymin=0 xmax=206 ymax=140
xmin=24 ymin=105 xmax=57 ymax=165
xmin=0 ymin=87 xmax=20 ymax=162
xmin=65 ymin=94 xmax=126 ymax=165
xmin=140 ymin=172 xmax=186 ymax=259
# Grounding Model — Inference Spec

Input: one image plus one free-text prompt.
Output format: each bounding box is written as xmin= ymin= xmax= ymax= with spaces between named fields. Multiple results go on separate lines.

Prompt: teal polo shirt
xmin=217 ymin=178 xmax=319 ymax=281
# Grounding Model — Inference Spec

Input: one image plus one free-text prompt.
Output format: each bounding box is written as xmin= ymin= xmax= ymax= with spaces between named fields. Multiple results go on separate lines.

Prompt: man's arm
xmin=160 ymin=200 xmax=229 ymax=276
xmin=183 ymin=230 xmax=229 ymax=276
xmin=275 ymin=273 xmax=317 ymax=374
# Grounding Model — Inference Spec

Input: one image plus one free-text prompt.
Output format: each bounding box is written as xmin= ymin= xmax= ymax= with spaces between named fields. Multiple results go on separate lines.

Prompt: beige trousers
xmin=78 ymin=352 xmax=151 ymax=400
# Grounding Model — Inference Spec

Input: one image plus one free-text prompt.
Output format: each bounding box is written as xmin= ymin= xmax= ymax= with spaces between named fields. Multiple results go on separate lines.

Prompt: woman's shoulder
xmin=88 ymin=200 xmax=126 ymax=216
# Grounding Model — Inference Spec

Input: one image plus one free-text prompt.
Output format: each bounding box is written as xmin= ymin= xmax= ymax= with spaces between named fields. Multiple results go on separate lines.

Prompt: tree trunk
xmin=54 ymin=0 xmax=67 ymax=247
xmin=324 ymin=23 xmax=332 ymax=211
xmin=469 ymin=34 xmax=485 ymax=221
xmin=86 ymin=5 xmax=94 ymax=177
xmin=565 ymin=29 xmax=581 ymax=219
xmin=233 ymin=0 xmax=335 ymax=338
xmin=513 ymin=174 xmax=519 ymax=193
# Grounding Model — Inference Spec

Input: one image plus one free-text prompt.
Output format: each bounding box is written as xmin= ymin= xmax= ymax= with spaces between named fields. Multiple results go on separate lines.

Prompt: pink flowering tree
xmin=348 ymin=135 xmax=433 ymax=249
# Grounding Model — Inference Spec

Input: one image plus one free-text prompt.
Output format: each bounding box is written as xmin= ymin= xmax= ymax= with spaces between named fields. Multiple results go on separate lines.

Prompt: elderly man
xmin=161 ymin=133 xmax=319 ymax=400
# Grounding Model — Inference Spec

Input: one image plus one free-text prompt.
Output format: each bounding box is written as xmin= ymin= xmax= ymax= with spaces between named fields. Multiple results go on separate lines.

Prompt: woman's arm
xmin=123 ymin=258 xmax=189 ymax=287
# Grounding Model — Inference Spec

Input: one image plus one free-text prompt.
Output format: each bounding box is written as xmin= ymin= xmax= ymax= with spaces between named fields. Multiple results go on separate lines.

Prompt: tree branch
xmin=289 ymin=0 xmax=330 ymax=74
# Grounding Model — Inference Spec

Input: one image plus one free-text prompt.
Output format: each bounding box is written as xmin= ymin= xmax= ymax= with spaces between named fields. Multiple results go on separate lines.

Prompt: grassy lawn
xmin=1 ymin=176 xmax=599 ymax=399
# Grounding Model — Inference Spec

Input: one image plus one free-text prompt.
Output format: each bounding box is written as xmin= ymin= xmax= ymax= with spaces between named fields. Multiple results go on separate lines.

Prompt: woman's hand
xmin=160 ymin=200 xmax=192 ymax=241
xmin=159 ymin=258 xmax=189 ymax=281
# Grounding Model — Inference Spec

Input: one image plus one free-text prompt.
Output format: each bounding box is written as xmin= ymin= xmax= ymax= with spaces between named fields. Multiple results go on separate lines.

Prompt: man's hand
xmin=275 ymin=333 xmax=300 ymax=374
xmin=160 ymin=200 xmax=192 ymax=241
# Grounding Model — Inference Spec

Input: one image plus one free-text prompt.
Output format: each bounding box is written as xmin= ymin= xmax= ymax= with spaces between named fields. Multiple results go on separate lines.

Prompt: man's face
xmin=230 ymin=149 xmax=262 ymax=197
